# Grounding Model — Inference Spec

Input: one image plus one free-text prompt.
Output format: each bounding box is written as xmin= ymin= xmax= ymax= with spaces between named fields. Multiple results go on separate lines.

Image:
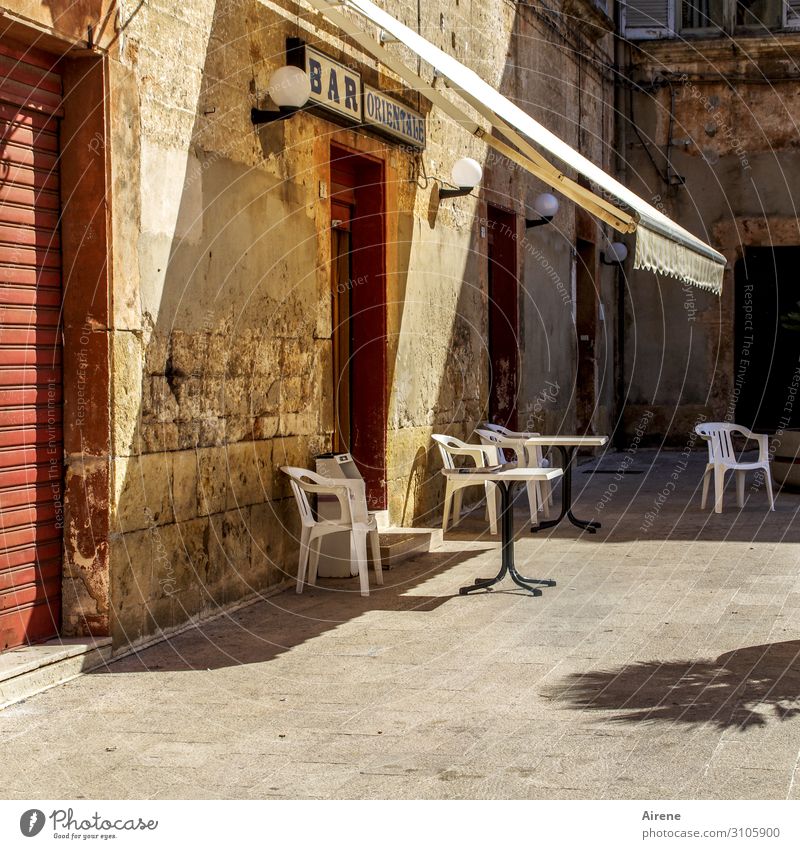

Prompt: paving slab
xmin=3 ymin=449 xmax=800 ymax=799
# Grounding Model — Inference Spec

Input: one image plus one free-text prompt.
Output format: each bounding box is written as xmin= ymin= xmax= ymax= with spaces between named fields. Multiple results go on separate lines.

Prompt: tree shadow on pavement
xmin=544 ymin=641 xmax=800 ymax=730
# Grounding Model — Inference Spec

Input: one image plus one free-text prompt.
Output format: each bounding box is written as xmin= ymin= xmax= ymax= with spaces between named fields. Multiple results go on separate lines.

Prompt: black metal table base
xmin=459 ymin=480 xmax=555 ymax=596
xmin=530 ymin=446 xmax=601 ymax=535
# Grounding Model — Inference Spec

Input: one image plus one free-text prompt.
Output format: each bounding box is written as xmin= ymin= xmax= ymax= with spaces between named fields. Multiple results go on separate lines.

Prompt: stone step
xmin=378 ymin=528 xmax=435 ymax=567
xmin=0 ymin=638 xmax=112 ymax=710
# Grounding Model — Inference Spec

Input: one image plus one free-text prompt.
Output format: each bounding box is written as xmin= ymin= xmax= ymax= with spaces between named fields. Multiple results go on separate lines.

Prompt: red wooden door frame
xmin=487 ymin=205 xmax=519 ymax=430
xmin=330 ymin=145 xmax=387 ymax=509
xmin=575 ymin=238 xmax=597 ymax=433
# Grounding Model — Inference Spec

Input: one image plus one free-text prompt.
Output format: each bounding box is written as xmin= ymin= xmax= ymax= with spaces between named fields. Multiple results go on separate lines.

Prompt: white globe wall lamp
xmin=525 ymin=192 xmax=560 ymax=228
xmin=601 ymin=241 xmax=629 ymax=266
xmin=251 ymin=64 xmax=311 ymax=125
xmin=439 ymin=157 xmax=484 ymax=201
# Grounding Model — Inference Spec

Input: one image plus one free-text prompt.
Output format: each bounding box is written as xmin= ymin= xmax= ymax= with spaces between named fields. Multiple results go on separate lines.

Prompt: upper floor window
xmin=681 ymin=0 xmax=726 ymax=31
xmin=735 ymin=0 xmax=783 ymax=28
xmin=622 ymin=0 xmax=799 ymax=37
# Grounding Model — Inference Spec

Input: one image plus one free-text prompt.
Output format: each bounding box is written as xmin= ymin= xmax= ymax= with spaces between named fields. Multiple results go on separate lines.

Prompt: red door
xmin=330 ymin=146 xmax=387 ymax=509
xmin=487 ymin=205 xmax=519 ymax=429
xmin=0 ymin=40 xmax=63 ymax=650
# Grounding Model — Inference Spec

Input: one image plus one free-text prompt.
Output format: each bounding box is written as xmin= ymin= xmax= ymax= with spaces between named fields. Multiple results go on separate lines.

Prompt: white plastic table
xmin=524 ymin=435 xmax=608 ymax=534
xmin=442 ymin=466 xmax=563 ymax=595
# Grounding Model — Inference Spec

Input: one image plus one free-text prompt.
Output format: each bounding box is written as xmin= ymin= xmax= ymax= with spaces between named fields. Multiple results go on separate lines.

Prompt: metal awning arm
xmin=304 ymin=0 xmax=638 ymax=233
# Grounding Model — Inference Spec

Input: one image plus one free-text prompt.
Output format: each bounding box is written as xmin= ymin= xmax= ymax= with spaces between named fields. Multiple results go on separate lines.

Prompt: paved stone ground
xmin=3 ymin=449 xmax=800 ymax=800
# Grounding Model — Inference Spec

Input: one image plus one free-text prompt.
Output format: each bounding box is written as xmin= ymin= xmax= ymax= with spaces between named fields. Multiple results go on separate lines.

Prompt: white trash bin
xmin=314 ymin=453 xmax=370 ymax=577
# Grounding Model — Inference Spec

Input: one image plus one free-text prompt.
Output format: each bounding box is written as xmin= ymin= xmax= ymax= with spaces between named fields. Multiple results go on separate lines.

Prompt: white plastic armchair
xmin=475 ymin=428 xmax=550 ymax=525
xmin=281 ymin=466 xmax=383 ymax=596
xmin=479 ymin=421 xmax=554 ymax=511
xmin=431 ymin=434 xmax=499 ymax=534
xmin=694 ymin=423 xmax=774 ymax=514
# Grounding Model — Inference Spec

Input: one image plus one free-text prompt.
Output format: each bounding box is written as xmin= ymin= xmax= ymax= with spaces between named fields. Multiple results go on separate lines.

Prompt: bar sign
xmin=306 ymin=46 xmax=361 ymax=122
xmin=363 ymin=85 xmax=426 ymax=149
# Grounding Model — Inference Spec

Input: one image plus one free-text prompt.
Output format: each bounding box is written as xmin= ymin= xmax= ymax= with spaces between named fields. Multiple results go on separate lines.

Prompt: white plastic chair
xmin=281 ymin=466 xmax=383 ymax=596
xmin=695 ymin=423 xmax=775 ymax=514
xmin=431 ymin=434 xmax=499 ymax=534
xmin=479 ymin=422 xmax=554 ymax=511
xmin=475 ymin=428 xmax=550 ymax=525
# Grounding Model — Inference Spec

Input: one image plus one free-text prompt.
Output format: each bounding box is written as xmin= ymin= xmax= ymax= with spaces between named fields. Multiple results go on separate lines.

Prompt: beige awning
xmin=301 ymin=0 xmax=726 ymax=294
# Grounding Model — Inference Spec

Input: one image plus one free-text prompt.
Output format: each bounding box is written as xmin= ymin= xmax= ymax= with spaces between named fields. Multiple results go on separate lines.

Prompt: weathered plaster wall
xmin=386 ymin=0 xmax=617 ymax=519
xmin=1 ymin=0 xmax=618 ymax=648
xmin=513 ymin=6 xmax=618 ymax=439
xmin=622 ymin=37 xmax=800 ymax=444
xmin=104 ymin=0 xmax=618 ymax=647
xmin=0 ymin=0 xmax=117 ymax=50
xmin=106 ymin=0 xmax=321 ymax=644
xmin=92 ymin=0 xmax=490 ymax=645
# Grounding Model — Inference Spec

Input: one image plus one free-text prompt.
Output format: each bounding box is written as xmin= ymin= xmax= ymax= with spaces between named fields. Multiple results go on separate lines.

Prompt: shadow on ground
xmin=538 ymin=449 xmax=800 ymax=543
xmin=93 ymin=548 xmax=488 ymax=674
xmin=445 ymin=452 xmax=800 ymax=545
xmin=544 ymin=640 xmax=800 ymax=730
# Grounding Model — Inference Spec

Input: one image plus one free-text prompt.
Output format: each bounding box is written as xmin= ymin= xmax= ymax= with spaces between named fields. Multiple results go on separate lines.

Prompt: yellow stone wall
xmin=0 ymin=0 xmax=618 ymax=647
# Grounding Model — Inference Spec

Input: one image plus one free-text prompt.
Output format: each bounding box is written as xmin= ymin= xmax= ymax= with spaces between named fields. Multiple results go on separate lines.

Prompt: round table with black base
xmin=449 ymin=468 xmax=563 ymax=597
xmin=524 ymin=436 xmax=609 ymax=536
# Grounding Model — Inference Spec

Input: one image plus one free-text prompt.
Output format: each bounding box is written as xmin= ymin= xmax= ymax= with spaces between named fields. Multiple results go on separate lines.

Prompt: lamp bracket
xmin=439 ymin=186 xmax=474 ymax=200
xmin=251 ymin=105 xmax=300 ymax=125
xmin=525 ymin=216 xmax=553 ymax=229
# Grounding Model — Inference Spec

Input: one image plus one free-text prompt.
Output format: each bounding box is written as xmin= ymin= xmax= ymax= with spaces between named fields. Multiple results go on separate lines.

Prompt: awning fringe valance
xmin=635 ymin=226 xmax=725 ymax=294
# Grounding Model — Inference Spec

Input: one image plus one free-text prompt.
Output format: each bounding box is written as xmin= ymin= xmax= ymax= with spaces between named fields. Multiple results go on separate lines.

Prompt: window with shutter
xmin=623 ymin=0 xmax=674 ymax=37
xmin=681 ymin=0 xmax=727 ymax=32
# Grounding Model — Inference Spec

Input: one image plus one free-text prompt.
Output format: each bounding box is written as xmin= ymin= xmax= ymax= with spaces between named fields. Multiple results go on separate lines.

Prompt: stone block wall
xmin=103 ymin=0 xmax=617 ymax=647
xmin=0 ymin=0 xmax=618 ymax=647
xmin=622 ymin=36 xmax=800 ymax=444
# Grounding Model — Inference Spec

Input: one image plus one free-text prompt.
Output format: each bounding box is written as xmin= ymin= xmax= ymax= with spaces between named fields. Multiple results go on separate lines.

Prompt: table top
xmin=478 ymin=432 xmax=529 ymax=445
xmin=477 ymin=428 xmax=537 ymax=440
xmin=442 ymin=466 xmax=563 ymax=483
xmin=524 ymin=435 xmax=609 ymax=447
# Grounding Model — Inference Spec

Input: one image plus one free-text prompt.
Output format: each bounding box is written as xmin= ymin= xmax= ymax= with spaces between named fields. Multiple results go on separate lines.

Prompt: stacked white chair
xmin=475 ymin=427 xmax=550 ymax=526
xmin=479 ymin=421 xmax=554 ymax=513
xmin=431 ymin=434 xmax=500 ymax=534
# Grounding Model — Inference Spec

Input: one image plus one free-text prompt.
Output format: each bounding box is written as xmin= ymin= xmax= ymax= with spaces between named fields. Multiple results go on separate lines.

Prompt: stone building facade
xmin=619 ymin=6 xmax=800 ymax=451
xmin=0 ymin=0 xmax=623 ymax=653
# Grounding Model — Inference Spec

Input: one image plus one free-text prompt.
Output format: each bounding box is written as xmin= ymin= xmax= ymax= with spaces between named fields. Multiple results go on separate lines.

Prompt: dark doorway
xmin=329 ymin=146 xmax=387 ymax=509
xmin=331 ymin=218 xmax=352 ymax=455
xmin=734 ymin=246 xmax=800 ymax=431
xmin=575 ymin=238 xmax=597 ymax=433
xmin=487 ymin=205 xmax=519 ymax=429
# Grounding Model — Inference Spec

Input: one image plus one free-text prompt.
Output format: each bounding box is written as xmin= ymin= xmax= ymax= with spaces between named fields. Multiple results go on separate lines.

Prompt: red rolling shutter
xmin=0 ymin=40 xmax=63 ymax=651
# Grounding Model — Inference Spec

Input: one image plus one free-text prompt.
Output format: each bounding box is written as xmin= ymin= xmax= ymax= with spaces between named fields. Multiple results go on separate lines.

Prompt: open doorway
xmin=734 ymin=246 xmax=800 ymax=431
xmin=487 ymin=205 xmax=519 ymax=429
xmin=329 ymin=146 xmax=387 ymax=509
